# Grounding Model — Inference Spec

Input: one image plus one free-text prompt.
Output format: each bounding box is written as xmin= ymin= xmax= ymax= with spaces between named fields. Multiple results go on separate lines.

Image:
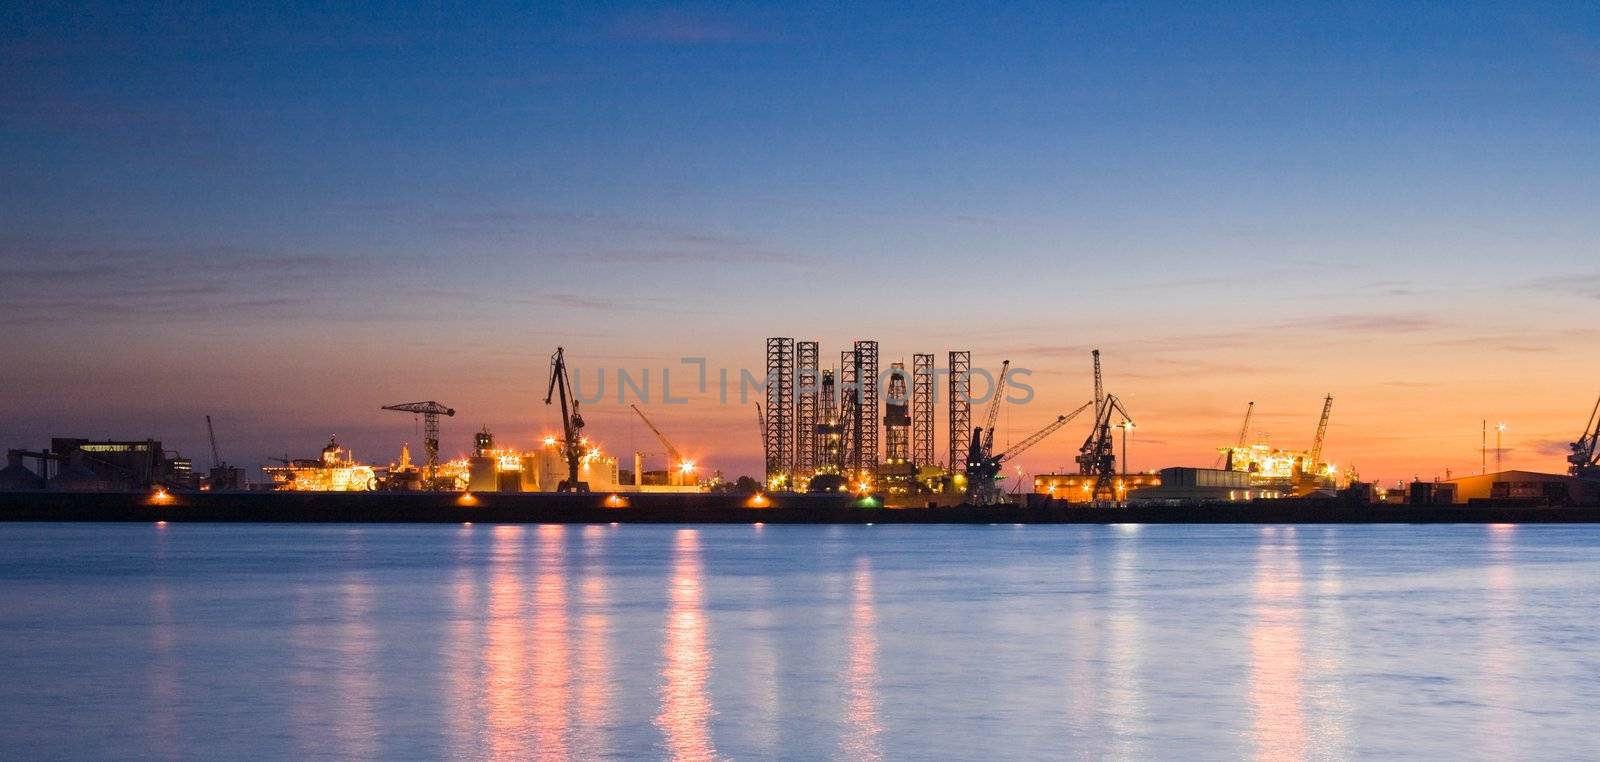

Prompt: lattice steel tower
xmin=840 ymin=349 xmax=857 ymax=469
xmin=764 ymin=337 xmax=794 ymax=488
xmin=854 ymin=340 xmax=880 ymax=473
xmin=796 ymin=341 xmax=819 ymax=477
xmin=912 ymin=353 xmax=934 ymax=466
xmin=948 ymin=350 xmax=971 ymax=472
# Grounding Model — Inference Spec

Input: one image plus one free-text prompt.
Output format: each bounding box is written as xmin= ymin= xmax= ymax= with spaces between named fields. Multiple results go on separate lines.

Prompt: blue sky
xmin=4 ymin=1 xmax=1599 ymax=481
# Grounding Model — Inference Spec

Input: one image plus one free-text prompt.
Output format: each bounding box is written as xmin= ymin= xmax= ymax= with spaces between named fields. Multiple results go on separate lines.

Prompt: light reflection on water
xmin=4 ymin=523 xmax=1600 ymax=759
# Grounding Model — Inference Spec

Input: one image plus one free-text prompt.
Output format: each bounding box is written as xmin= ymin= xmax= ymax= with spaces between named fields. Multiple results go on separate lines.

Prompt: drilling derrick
xmin=796 ymin=341 xmax=820 ymax=478
xmin=543 ymin=347 xmax=588 ymax=493
xmin=764 ymin=338 xmax=794 ymax=490
xmin=816 ymin=370 xmax=844 ymax=476
xmin=854 ymin=340 xmax=880 ymax=476
xmin=381 ymin=400 xmax=456 ymax=488
xmin=948 ymin=350 xmax=971 ymax=472
xmin=912 ymin=353 xmax=935 ymax=467
xmin=884 ymin=363 xmax=911 ymax=462
xmin=840 ymin=349 xmax=857 ymax=474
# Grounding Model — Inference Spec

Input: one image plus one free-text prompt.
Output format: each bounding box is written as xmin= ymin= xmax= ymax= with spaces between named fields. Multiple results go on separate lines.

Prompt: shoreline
xmin=2 ymin=491 xmax=1598 ymax=524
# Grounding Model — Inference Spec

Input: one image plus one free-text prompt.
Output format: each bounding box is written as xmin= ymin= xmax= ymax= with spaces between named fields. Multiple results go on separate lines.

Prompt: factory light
xmin=746 ymin=493 xmax=772 ymax=508
xmin=604 ymin=494 xmax=629 ymax=509
xmin=457 ymin=492 xmax=478 ymax=507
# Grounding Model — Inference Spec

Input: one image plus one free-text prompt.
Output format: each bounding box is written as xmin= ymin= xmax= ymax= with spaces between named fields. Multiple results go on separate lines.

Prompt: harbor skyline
xmin=5 ymin=2 xmax=1600 ymax=484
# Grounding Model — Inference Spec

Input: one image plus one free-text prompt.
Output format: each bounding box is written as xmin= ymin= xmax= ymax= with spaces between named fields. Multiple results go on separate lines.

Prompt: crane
xmin=1569 ymin=394 xmax=1600 ymax=477
xmin=1217 ymin=401 xmax=1254 ymax=468
xmin=977 ymin=360 xmax=1011 ymax=460
xmin=1308 ymin=394 xmax=1333 ymax=466
xmin=966 ymin=401 xmax=1094 ymax=505
xmin=206 ymin=415 xmax=223 ymax=468
xmin=544 ymin=347 xmax=588 ymax=493
xmin=381 ymin=401 xmax=456 ymax=488
xmin=1092 ymin=349 xmax=1104 ymax=421
xmin=1077 ymin=394 xmax=1136 ymax=502
xmin=631 ymin=404 xmax=694 ymax=485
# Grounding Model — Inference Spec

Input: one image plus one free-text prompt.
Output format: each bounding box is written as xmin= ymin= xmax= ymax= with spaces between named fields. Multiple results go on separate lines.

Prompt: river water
xmin=1 ymin=523 xmax=1597 ymax=760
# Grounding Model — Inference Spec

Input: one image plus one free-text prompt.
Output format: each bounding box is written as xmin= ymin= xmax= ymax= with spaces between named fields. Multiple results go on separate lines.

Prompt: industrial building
xmin=1443 ymin=470 xmax=1599 ymax=505
xmin=1 ymin=438 xmax=195 ymax=492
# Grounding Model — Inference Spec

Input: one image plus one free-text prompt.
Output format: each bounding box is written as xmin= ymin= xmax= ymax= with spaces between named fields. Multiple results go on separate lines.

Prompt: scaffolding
xmin=912 ymin=353 xmax=934 ymax=467
xmin=764 ymin=338 xmax=794 ymax=488
xmin=948 ymin=350 xmax=971 ymax=472
xmin=796 ymin=341 xmax=819 ymax=477
xmin=840 ymin=349 xmax=857 ymax=473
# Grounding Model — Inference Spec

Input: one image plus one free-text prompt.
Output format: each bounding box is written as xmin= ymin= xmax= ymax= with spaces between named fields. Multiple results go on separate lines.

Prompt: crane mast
xmin=544 ymin=347 xmax=588 ymax=493
xmin=206 ymin=415 xmax=222 ymax=467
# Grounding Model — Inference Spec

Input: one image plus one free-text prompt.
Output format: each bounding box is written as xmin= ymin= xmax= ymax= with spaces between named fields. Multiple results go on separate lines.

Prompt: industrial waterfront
xmin=6 ymin=339 xmax=1600 ymax=520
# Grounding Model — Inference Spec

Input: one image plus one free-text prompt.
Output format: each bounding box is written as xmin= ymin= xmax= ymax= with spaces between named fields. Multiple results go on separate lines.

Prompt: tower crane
xmin=206 ymin=415 xmax=223 ymax=468
xmin=544 ymin=347 xmax=588 ymax=493
xmin=381 ymin=400 xmax=455 ymax=487
xmin=967 ymin=401 xmax=1094 ymax=505
xmin=1568 ymin=394 xmax=1600 ymax=477
xmin=631 ymin=404 xmax=695 ymax=486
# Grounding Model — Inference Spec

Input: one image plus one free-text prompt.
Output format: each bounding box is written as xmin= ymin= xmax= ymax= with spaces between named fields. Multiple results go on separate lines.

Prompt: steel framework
xmin=855 ymin=340 xmax=880 ymax=472
xmin=884 ymin=362 xmax=910 ymax=462
xmin=840 ymin=349 xmax=857 ymax=470
xmin=764 ymin=338 xmax=794 ymax=488
xmin=912 ymin=353 xmax=934 ymax=467
xmin=948 ymin=350 xmax=971 ymax=472
xmin=796 ymin=341 xmax=819 ymax=477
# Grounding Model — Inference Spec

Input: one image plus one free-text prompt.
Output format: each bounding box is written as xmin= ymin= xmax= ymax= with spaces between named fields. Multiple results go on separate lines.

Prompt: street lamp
xmin=1117 ymin=420 xmax=1135 ymax=477
xmin=1496 ymin=422 xmax=1506 ymax=473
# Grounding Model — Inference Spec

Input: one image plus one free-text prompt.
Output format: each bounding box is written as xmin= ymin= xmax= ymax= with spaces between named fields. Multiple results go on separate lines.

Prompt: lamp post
xmin=1496 ymin=422 xmax=1506 ymax=473
xmin=1117 ymin=420 xmax=1135 ymax=477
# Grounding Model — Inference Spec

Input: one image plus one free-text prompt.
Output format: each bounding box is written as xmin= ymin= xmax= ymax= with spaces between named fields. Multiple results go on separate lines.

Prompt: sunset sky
xmin=4 ymin=1 xmax=1599 ymax=485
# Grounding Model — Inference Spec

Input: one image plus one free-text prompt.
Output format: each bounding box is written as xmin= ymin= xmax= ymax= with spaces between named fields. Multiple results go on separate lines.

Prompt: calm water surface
xmin=1 ymin=523 xmax=1598 ymax=760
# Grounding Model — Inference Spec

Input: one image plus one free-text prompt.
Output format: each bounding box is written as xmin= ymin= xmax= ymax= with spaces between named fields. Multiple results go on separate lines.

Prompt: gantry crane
xmin=1568 ymin=394 xmax=1600 ymax=478
xmin=631 ymin=404 xmax=695 ymax=486
xmin=381 ymin=400 xmax=455 ymax=487
xmin=967 ymin=401 xmax=1094 ymax=505
xmin=544 ymin=347 xmax=588 ymax=492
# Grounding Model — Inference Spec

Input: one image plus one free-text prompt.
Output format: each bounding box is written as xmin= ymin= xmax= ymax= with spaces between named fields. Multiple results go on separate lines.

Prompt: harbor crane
xmin=967 ymin=401 xmax=1095 ymax=505
xmin=544 ymin=347 xmax=588 ymax=492
xmin=1217 ymin=401 xmax=1255 ymax=468
xmin=380 ymin=401 xmax=455 ymax=487
xmin=1076 ymin=350 xmax=1136 ymax=503
xmin=1308 ymin=394 xmax=1333 ymax=466
xmin=976 ymin=360 xmax=1011 ymax=460
xmin=631 ymin=404 xmax=695 ymax=486
xmin=205 ymin=415 xmax=243 ymax=490
xmin=1568 ymin=394 xmax=1600 ymax=478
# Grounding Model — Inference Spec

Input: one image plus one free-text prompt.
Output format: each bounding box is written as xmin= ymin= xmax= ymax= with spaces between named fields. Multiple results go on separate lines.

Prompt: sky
xmin=3 ymin=1 xmax=1599 ymax=485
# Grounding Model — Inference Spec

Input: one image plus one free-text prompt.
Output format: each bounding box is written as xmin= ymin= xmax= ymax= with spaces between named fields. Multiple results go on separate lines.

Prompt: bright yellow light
xmin=543 ymin=436 xmax=557 ymax=446
xmin=746 ymin=493 xmax=771 ymax=508
xmin=457 ymin=492 xmax=478 ymax=506
xmin=679 ymin=461 xmax=696 ymax=473
xmin=604 ymin=494 xmax=629 ymax=508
